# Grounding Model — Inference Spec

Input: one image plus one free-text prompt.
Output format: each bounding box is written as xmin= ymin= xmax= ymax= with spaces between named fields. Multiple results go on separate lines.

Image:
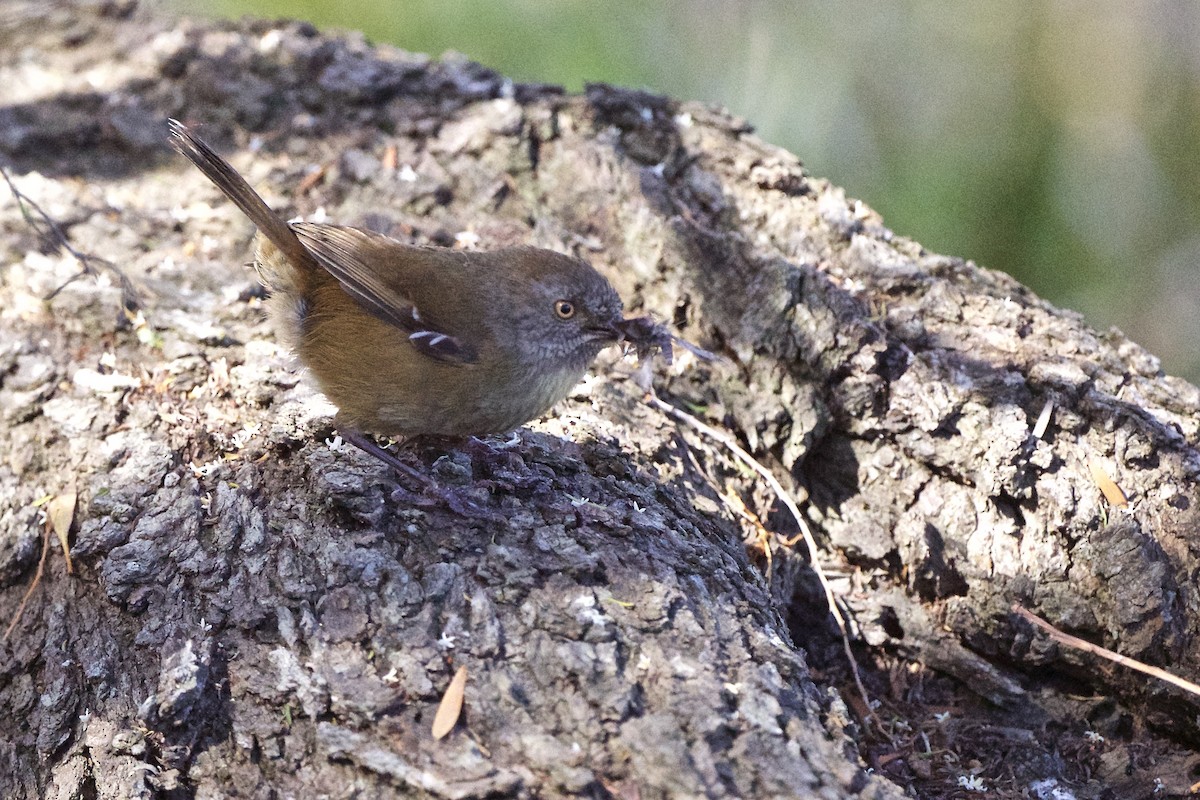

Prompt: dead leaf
xmin=1032 ymin=399 xmax=1053 ymax=439
xmin=432 ymin=665 xmax=468 ymax=740
xmin=47 ymin=491 xmax=76 ymax=575
xmin=382 ymin=144 xmax=398 ymax=171
xmin=297 ymin=163 xmax=328 ymax=194
xmin=1087 ymin=458 xmax=1128 ymax=508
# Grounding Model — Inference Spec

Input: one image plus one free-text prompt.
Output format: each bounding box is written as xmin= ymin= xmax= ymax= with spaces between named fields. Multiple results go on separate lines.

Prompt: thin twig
xmin=670 ymin=430 xmax=779 ymax=577
xmin=4 ymin=523 xmax=51 ymax=641
xmin=1012 ymin=603 xmax=1200 ymax=698
xmin=0 ymin=163 xmax=139 ymax=309
xmin=647 ymin=394 xmax=879 ymax=724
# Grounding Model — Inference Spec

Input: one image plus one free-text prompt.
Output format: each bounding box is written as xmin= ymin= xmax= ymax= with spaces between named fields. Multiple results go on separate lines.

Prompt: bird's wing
xmin=291 ymin=223 xmax=475 ymax=364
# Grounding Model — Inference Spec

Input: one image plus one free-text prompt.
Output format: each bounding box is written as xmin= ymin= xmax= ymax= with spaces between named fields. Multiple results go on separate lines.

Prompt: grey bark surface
xmin=2 ymin=4 xmax=1199 ymax=799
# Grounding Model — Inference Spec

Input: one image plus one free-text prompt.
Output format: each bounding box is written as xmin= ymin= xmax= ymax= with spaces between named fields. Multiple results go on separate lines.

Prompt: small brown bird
xmin=168 ymin=120 xmax=627 ymax=473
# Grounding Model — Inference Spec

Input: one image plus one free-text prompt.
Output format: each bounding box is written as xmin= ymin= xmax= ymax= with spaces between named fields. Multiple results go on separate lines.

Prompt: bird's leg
xmin=336 ymin=427 xmax=434 ymax=488
xmin=336 ymin=427 xmax=495 ymax=519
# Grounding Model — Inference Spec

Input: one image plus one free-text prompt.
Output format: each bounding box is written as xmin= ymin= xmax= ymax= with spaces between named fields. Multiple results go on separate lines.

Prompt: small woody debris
xmin=5 ymin=491 xmax=76 ymax=640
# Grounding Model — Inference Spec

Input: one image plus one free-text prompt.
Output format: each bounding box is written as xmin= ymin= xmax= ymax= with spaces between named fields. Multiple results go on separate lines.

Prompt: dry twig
xmin=4 ymin=523 xmax=51 ymax=641
xmin=0 ymin=163 xmax=139 ymax=309
xmin=647 ymin=394 xmax=879 ymax=724
xmin=4 ymin=492 xmax=77 ymax=640
xmin=1012 ymin=603 xmax=1200 ymax=698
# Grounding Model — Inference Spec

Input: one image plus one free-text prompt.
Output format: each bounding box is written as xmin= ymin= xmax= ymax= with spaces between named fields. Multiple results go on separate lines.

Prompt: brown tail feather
xmin=167 ymin=119 xmax=319 ymax=274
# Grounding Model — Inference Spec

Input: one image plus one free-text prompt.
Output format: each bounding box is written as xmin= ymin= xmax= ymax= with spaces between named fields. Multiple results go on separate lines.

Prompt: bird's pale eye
xmin=554 ymin=300 xmax=576 ymax=319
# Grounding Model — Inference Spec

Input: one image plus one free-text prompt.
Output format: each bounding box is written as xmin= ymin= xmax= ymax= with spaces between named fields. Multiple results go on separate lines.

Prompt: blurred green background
xmin=175 ymin=0 xmax=1200 ymax=383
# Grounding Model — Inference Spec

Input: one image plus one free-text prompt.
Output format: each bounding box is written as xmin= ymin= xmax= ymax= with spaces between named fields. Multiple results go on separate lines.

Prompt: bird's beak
xmin=586 ymin=321 xmax=623 ymax=344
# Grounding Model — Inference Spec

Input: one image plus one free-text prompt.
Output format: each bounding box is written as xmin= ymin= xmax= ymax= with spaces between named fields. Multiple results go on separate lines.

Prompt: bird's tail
xmin=167 ymin=119 xmax=319 ymax=275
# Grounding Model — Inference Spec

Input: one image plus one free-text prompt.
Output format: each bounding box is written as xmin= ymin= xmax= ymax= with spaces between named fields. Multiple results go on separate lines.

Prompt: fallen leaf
xmin=47 ymin=492 xmax=76 ymax=575
xmin=297 ymin=163 xmax=328 ymax=194
xmin=1032 ymin=399 xmax=1053 ymax=439
xmin=432 ymin=665 xmax=468 ymax=740
xmin=1088 ymin=458 xmax=1128 ymax=508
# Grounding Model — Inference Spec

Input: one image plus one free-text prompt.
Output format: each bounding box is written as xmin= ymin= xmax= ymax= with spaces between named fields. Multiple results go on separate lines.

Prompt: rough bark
xmin=2 ymin=4 xmax=1199 ymax=799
